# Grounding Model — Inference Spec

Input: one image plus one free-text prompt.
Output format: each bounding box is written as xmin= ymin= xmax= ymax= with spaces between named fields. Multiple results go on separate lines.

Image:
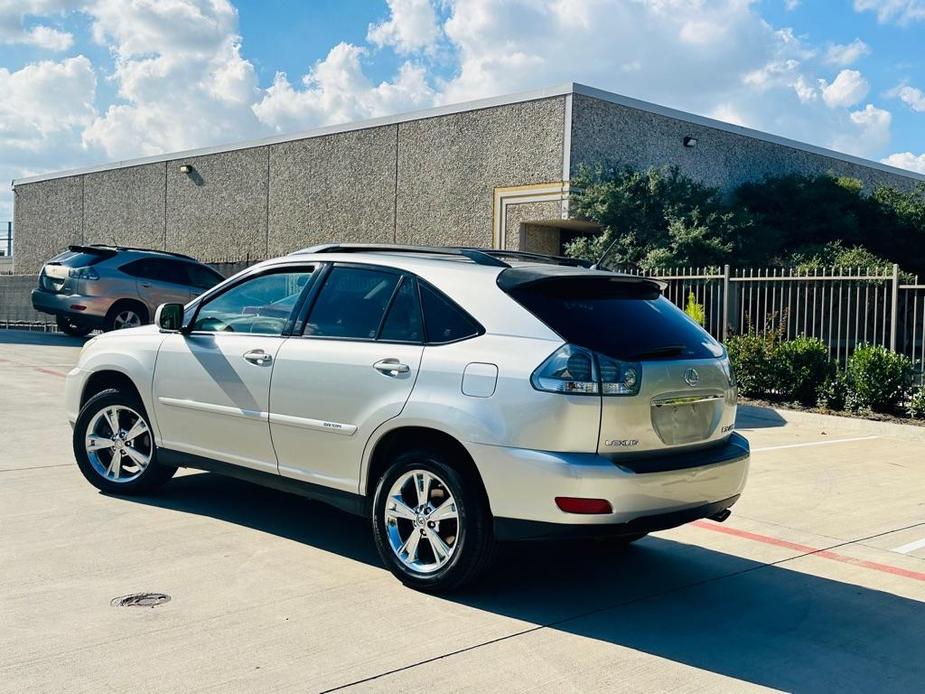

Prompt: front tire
xmin=73 ymin=388 xmax=176 ymax=495
xmin=372 ymin=450 xmax=495 ymax=592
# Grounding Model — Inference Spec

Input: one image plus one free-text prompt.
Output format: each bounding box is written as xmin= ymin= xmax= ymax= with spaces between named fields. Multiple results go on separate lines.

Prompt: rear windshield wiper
xmin=626 ymin=345 xmax=687 ymax=360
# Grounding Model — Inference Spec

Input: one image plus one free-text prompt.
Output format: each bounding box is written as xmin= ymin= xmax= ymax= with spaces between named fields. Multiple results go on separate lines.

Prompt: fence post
xmin=722 ymin=264 xmax=731 ymax=342
xmin=890 ymin=263 xmax=899 ymax=352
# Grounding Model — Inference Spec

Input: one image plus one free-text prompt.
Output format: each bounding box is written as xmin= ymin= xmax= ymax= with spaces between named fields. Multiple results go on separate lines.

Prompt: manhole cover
xmin=110 ymin=592 xmax=171 ymax=608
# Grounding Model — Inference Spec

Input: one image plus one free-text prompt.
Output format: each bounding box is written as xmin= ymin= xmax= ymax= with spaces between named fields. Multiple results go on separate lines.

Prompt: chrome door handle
xmin=373 ymin=359 xmax=410 ymax=376
xmin=243 ymin=349 xmax=272 ymax=365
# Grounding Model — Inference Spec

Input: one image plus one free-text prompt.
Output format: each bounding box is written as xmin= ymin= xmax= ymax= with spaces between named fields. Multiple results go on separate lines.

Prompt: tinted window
xmin=193 ymin=269 xmax=313 ymax=335
xmin=420 ymin=284 xmax=481 ymax=344
xmin=506 ymin=278 xmax=723 ymax=360
xmin=305 ymin=267 xmax=399 ymax=340
xmin=121 ymin=258 xmax=186 ymax=284
xmin=48 ymin=249 xmax=110 ymax=267
xmin=379 ymin=277 xmax=423 ymax=343
xmin=185 ymin=263 xmax=224 ymax=289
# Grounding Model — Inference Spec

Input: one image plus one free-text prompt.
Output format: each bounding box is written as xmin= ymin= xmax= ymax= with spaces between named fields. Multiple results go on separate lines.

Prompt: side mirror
xmin=155 ymin=303 xmax=185 ymax=332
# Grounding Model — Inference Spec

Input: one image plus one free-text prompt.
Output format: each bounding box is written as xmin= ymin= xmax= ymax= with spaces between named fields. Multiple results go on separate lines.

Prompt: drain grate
xmin=110 ymin=592 xmax=171 ymax=608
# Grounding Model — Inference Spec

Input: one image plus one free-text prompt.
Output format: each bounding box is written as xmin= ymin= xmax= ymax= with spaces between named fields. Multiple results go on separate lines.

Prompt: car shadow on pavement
xmin=0 ymin=329 xmax=91 ymax=346
xmin=125 ymin=471 xmax=925 ymax=692
xmin=736 ymin=404 xmax=788 ymax=429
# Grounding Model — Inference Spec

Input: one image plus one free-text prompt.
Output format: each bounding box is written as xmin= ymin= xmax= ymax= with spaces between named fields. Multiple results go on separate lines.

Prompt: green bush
xmin=725 ymin=333 xmax=776 ymax=397
xmin=772 ymin=337 xmax=832 ymax=405
xmin=816 ymin=371 xmax=849 ymax=411
xmin=684 ymin=291 xmax=705 ymax=326
xmin=908 ymin=387 xmax=925 ymax=419
xmin=845 ymin=345 xmax=914 ymax=413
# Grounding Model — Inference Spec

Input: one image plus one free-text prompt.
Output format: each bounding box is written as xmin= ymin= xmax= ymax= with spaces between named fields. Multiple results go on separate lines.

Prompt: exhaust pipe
xmin=708 ymin=508 xmax=731 ymax=523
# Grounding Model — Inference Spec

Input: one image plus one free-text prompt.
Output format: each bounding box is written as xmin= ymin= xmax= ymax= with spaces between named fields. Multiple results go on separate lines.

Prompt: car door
xmin=270 ymin=265 xmax=424 ymax=492
xmin=125 ymin=258 xmax=194 ymax=308
xmin=152 ymin=266 xmax=315 ymax=473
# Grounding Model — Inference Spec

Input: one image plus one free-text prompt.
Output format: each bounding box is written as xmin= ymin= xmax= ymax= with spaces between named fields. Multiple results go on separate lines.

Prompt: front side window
xmin=185 ymin=263 xmax=224 ymax=290
xmin=305 ymin=266 xmax=400 ymax=340
xmin=193 ymin=269 xmax=313 ymax=335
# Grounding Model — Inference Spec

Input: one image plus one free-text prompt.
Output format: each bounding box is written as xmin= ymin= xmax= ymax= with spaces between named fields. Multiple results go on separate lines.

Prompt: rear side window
xmin=185 ymin=262 xmax=224 ymax=289
xmin=305 ymin=267 xmax=399 ymax=340
xmin=121 ymin=258 xmax=187 ymax=285
xmin=419 ymin=283 xmax=482 ymax=344
xmin=379 ymin=277 xmax=423 ymax=343
xmin=506 ymin=278 xmax=723 ymax=360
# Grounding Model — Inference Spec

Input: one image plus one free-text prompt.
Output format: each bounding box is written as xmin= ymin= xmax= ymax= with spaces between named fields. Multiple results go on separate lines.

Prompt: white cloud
xmin=854 ymin=0 xmax=925 ymax=23
xmin=832 ymin=103 xmax=892 ymax=156
xmin=253 ymin=43 xmax=435 ymax=132
xmin=367 ymin=0 xmax=440 ymax=54
xmin=824 ymin=39 xmax=870 ymax=66
xmin=888 ymin=84 xmax=925 ymax=111
xmin=81 ymin=0 xmax=264 ymax=158
xmin=784 ymin=0 xmax=800 ymax=9
xmin=820 ymin=69 xmax=869 ymax=108
xmin=0 ymin=0 xmax=76 ymax=50
xmin=0 ymin=55 xmax=96 ymax=217
xmin=882 ymin=151 xmax=925 ymax=173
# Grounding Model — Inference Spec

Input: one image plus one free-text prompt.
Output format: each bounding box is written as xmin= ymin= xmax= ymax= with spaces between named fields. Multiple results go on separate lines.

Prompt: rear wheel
xmin=104 ymin=301 xmax=148 ymax=332
xmin=56 ymin=315 xmax=93 ymax=337
xmin=73 ymin=388 xmax=176 ymax=495
xmin=372 ymin=449 xmax=495 ymax=592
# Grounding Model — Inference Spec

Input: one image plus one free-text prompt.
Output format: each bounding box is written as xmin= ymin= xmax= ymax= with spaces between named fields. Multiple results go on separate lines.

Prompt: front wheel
xmin=372 ymin=450 xmax=495 ymax=592
xmin=72 ymin=388 xmax=176 ymax=495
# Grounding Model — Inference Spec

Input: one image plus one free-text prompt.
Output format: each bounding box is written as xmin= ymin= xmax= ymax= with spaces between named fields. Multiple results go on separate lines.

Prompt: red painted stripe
xmin=692 ymin=520 xmax=925 ymax=583
xmin=35 ymin=367 xmax=67 ymax=378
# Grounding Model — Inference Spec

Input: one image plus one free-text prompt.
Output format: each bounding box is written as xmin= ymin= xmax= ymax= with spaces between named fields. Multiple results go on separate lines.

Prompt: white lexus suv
xmin=65 ymin=245 xmax=749 ymax=591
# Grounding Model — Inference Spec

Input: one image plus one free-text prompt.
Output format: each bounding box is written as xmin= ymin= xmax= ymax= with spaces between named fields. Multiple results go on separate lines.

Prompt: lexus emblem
xmin=683 ymin=368 xmax=700 ymax=387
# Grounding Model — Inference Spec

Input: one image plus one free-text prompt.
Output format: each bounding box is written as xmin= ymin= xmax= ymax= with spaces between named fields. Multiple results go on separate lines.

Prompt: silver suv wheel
xmin=84 ymin=405 xmax=152 ymax=483
xmin=112 ymin=309 xmax=142 ymax=329
xmin=384 ymin=469 xmax=459 ymax=574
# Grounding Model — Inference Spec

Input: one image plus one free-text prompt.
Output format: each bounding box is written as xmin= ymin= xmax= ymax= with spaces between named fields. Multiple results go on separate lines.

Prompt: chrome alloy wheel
xmin=113 ymin=309 xmax=142 ymax=329
xmin=84 ymin=405 xmax=152 ymax=483
xmin=384 ymin=469 xmax=459 ymax=574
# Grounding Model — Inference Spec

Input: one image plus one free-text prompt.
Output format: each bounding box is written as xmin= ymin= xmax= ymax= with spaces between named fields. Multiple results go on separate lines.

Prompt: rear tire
xmin=372 ymin=449 xmax=495 ymax=592
xmin=56 ymin=315 xmax=93 ymax=337
xmin=103 ymin=301 xmax=148 ymax=332
xmin=73 ymin=388 xmax=176 ymax=495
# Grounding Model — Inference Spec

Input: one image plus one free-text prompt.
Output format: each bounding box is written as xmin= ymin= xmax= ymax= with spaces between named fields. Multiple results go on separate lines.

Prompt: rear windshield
xmin=506 ymin=278 xmax=723 ymax=361
xmin=47 ymin=249 xmax=110 ymax=268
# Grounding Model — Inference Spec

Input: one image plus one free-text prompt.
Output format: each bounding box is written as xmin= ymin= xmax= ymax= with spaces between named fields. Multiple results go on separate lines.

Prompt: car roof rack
xmin=292 ymin=244 xmax=511 ymax=268
xmin=80 ymin=244 xmax=198 ymax=262
xmin=292 ymin=244 xmax=592 ymax=269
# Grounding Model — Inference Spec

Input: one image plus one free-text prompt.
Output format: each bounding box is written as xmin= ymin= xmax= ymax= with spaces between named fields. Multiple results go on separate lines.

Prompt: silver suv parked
xmin=65 ymin=245 xmax=749 ymax=591
xmin=32 ymin=245 xmax=224 ymax=335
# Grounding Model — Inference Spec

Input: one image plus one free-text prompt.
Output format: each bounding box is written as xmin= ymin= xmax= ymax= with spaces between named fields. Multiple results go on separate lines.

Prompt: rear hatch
xmin=498 ymin=266 xmax=736 ymax=458
xmin=38 ymin=246 xmax=114 ymax=294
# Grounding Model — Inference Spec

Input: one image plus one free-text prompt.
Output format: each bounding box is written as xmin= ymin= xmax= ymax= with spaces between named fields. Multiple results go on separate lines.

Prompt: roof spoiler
xmin=67 ymin=245 xmax=118 ymax=257
xmin=496 ymin=266 xmax=667 ymax=293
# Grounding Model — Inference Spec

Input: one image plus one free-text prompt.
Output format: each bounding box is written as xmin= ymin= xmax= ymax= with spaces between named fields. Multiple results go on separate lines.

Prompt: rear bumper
xmin=31 ymin=289 xmax=108 ymax=324
xmin=470 ymin=433 xmax=749 ymax=540
xmin=495 ymin=495 xmax=740 ymax=541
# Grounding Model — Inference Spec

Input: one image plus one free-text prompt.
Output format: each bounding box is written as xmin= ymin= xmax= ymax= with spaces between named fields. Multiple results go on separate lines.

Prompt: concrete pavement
xmin=1 ymin=330 xmax=924 ymax=692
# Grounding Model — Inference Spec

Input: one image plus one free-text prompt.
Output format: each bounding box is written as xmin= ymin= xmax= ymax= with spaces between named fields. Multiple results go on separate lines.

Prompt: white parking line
xmin=892 ymin=537 xmax=925 ymax=554
xmin=752 ymin=435 xmax=880 ymax=452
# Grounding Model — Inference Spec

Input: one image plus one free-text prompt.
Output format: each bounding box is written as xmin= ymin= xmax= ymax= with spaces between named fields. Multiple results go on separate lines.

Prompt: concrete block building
xmin=10 ymin=82 xmax=925 ymax=273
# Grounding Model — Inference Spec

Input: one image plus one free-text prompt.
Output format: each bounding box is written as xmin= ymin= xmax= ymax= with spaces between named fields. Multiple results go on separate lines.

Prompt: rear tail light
xmin=68 ymin=266 xmax=99 ymax=280
xmin=555 ymin=497 xmax=613 ymax=514
xmin=531 ymin=344 xmax=641 ymax=396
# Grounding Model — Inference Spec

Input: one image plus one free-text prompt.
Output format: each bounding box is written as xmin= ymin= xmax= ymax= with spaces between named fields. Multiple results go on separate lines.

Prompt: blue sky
xmin=1 ymin=0 xmax=924 ymax=219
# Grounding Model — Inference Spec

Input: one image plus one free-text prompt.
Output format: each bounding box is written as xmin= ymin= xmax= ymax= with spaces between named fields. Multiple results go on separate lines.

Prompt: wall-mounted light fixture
xmin=179 ymin=164 xmax=192 ymax=174
xmin=683 ymin=136 xmax=698 ymax=148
